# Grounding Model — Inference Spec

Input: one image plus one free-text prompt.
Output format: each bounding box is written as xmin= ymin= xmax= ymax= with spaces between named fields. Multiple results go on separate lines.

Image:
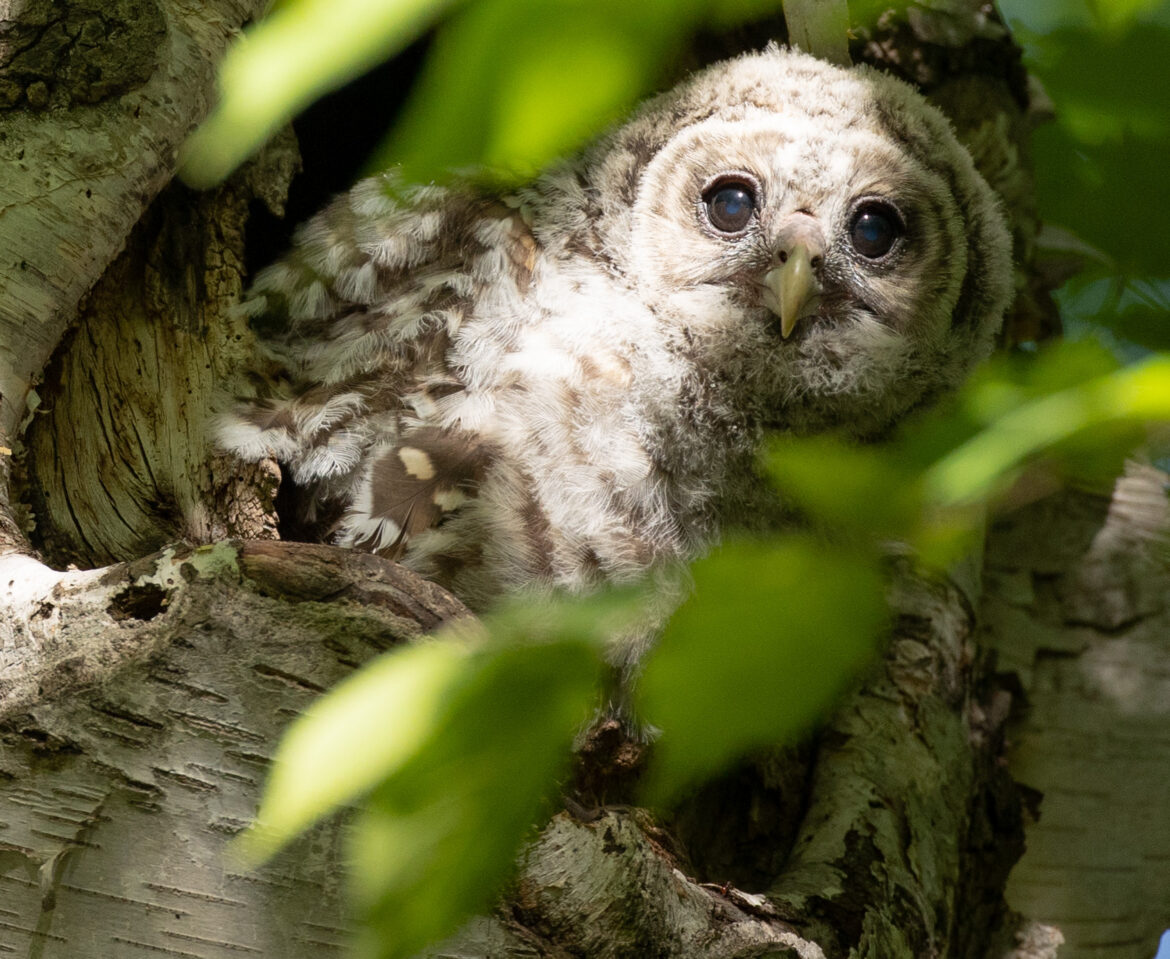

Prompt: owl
xmin=218 ymin=45 xmax=1012 ymax=610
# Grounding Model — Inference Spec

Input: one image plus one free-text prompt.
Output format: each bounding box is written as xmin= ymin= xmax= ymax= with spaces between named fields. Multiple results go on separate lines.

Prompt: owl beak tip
xmin=779 ymin=309 xmax=799 ymax=340
xmin=764 ymin=243 xmax=822 ymax=339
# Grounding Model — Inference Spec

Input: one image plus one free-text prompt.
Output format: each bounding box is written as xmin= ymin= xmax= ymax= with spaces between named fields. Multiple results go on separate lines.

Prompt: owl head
xmin=581 ymin=45 xmax=1013 ymax=437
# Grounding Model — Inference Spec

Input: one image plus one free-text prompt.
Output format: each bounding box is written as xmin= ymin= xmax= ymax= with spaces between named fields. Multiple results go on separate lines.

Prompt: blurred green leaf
xmin=759 ymin=341 xmax=1159 ymax=569
xmin=637 ymin=537 xmax=885 ymax=804
xmin=372 ymin=0 xmax=722 ymax=180
xmin=924 ymin=353 xmax=1170 ymax=507
xmin=181 ymin=0 xmax=455 ymax=187
xmin=238 ymin=587 xmax=643 ymax=864
xmin=352 ymin=637 xmax=603 ymax=959
xmin=238 ymin=588 xmax=652 ymax=959
xmin=185 ymin=0 xmax=792 ymax=186
xmin=1014 ymin=23 xmax=1170 ymax=277
xmin=994 ymin=337 xmax=1120 ymax=401
xmin=484 ymin=28 xmax=645 ymax=168
xmin=1060 ymin=276 xmax=1170 ymax=352
xmin=378 ymin=0 xmax=667 ymax=179
xmin=1086 ymin=0 xmax=1168 ymax=32
xmin=238 ymin=638 xmax=472 ymax=861
xmin=1106 ymin=306 xmax=1170 ymax=354
xmin=763 ymin=434 xmax=921 ymax=539
xmin=999 ymin=0 xmax=1170 ymax=36
xmin=997 ymin=0 xmax=1095 ymax=33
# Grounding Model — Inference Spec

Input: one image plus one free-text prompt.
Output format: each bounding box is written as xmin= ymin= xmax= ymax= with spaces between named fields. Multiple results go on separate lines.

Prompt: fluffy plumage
xmin=219 ymin=45 xmax=1012 ymax=608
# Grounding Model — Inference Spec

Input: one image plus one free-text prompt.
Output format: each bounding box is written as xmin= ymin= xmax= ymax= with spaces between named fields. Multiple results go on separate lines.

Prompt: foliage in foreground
xmin=186 ymin=0 xmax=1170 ymax=955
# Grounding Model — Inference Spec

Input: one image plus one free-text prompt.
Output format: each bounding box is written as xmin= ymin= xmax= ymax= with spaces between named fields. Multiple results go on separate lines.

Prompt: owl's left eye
xmin=704 ymin=180 xmax=758 ymax=234
xmin=849 ymin=201 xmax=904 ymax=259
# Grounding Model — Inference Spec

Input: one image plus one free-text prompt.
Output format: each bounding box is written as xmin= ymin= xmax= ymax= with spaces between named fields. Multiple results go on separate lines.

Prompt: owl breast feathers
xmin=218 ymin=45 xmax=1012 ymax=608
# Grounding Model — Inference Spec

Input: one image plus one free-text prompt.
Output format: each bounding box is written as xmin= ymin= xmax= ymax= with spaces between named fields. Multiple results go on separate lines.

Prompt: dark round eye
xmin=849 ymin=202 xmax=903 ymax=259
xmin=704 ymin=181 xmax=757 ymax=234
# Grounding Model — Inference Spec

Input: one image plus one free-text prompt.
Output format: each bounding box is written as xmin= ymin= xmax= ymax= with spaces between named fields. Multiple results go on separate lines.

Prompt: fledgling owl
xmin=218 ymin=45 xmax=1012 ymax=609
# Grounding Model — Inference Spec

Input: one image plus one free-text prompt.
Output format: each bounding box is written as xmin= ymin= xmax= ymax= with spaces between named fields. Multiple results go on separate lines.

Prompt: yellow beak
xmin=763 ymin=243 xmax=821 ymax=338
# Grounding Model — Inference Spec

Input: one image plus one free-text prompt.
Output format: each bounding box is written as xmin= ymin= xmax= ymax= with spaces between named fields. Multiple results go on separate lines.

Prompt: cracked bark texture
xmin=981 ymin=465 xmax=1170 ymax=959
xmin=0 ymin=0 xmax=273 ymax=449
xmin=19 ymin=146 xmax=300 ymax=567
xmin=0 ymin=542 xmax=468 ymax=958
xmin=1 ymin=0 xmax=1166 ymax=957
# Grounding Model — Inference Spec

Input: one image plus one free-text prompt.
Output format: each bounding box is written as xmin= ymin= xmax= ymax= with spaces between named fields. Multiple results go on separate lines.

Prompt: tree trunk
xmin=980 ymin=464 xmax=1170 ymax=959
xmin=0 ymin=3 xmax=1164 ymax=958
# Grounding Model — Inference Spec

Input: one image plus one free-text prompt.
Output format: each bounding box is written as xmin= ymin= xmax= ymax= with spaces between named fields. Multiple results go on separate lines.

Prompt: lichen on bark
xmin=0 ymin=0 xmax=167 ymax=111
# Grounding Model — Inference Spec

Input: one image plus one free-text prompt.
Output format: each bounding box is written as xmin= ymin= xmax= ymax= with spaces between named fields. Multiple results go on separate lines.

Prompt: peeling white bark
xmin=0 ymin=541 xmax=468 ymax=958
xmin=0 ymin=0 xmax=268 ymax=443
xmin=982 ymin=464 xmax=1170 ymax=959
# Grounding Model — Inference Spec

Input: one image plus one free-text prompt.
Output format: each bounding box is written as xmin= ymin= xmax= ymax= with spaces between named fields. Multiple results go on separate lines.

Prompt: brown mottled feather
xmin=217 ymin=47 xmax=1013 ymax=611
xmin=355 ymin=428 xmax=494 ymax=557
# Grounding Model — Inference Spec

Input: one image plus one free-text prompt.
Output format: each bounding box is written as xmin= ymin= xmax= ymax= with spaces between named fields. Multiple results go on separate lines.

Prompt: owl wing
xmin=217 ymin=172 xmax=535 ymax=555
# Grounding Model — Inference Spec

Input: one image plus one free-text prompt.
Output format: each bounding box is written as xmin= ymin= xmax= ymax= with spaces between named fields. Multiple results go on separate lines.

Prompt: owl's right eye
xmin=704 ymin=180 xmax=758 ymax=234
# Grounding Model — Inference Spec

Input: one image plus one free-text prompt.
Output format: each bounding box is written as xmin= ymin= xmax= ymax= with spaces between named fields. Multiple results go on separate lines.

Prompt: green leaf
xmin=1086 ymin=0 xmax=1168 ymax=32
xmin=1060 ymin=276 xmax=1170 ymax=353
xmin=999 ymin=0 xmax=1170 ymax=36
xmin=351 ymin=637 xmax=603 ymax=959
xmin=371 ymin=0 xmax=704 ymax=181
xmin=924 ymin=354 xmax=1170 ymax=507
xmin=480 ymin=25 xmax=648 ymax=170
xmin=992 ymin=338 xmax=1120 ymax=401
xmin=238 ymin=588 xmax=653 ymax=959
xmin=237 ymin=638 xmax=473 ymax=861
xmin=1019 ymin=23 xmax=1170 ymax=276
xmin=763 ymin=434 xmax=921 ymax=539
xmin=237 ymin=587 xmax=642 ymax=865
xmin=759 ymin=340 xmax=1164 ymax=568
xmin=181 ymin=0 xmax=455 ymax=187
xmin=1104 ymin=302 xmax=1170 ymax=354
xmin=997 ymin=0 xmax=1095 ymax=33
xmin=637 ymin=537 xmax=885 ymax=804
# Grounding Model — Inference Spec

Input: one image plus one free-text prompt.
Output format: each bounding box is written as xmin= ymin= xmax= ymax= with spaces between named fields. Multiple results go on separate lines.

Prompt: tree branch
xmin=0 ymin=540 xmax=468 ymax=958
xmin=0 ymin=0 xmax=270 ymax=447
